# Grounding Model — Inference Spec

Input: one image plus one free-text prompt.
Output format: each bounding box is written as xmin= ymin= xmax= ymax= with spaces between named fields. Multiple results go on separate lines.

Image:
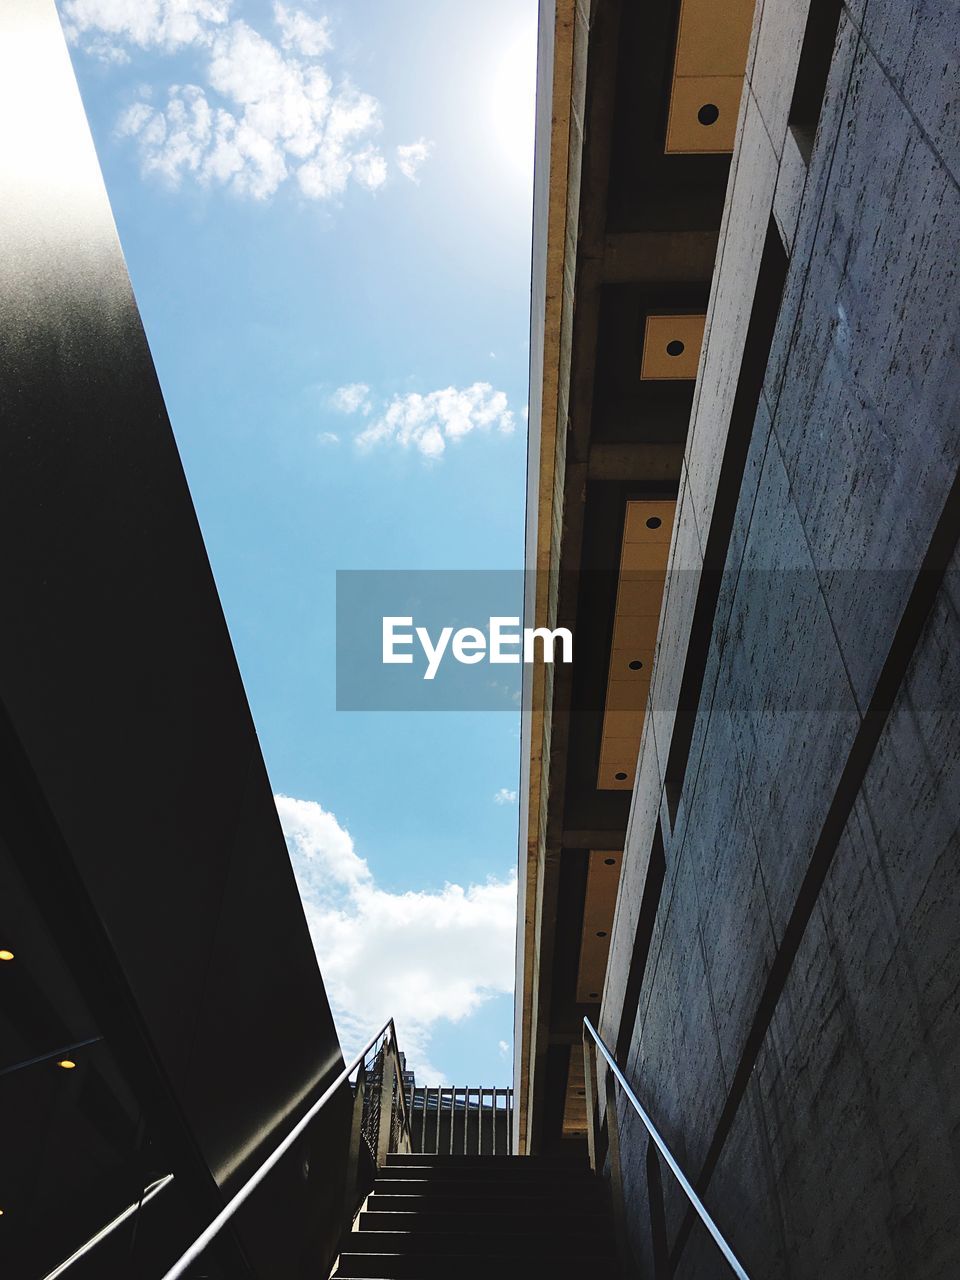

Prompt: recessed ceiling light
xmin=57 ymin=1059 xmax=77 ymax=1070
xmin=0 ymin=950 xmax=13 ymax=961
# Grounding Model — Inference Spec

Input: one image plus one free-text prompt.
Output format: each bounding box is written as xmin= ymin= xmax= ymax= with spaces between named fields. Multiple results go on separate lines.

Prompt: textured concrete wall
xmin=601 ymin=0 xmax=960 ymax=1275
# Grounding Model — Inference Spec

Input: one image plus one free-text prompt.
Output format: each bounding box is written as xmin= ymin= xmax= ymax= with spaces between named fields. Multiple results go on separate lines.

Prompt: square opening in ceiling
xmin=640 ymin=314 xmax=706 ymax=381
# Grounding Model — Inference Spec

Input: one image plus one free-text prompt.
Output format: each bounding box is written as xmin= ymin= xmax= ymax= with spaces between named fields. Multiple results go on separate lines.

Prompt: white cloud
xmin=318 ymin=431 xmax=340 ymax=445
xmin=493 ymin=788 xmax=517 ymax=805
xmin=118 ymin=19 xmax=386 ymax=201
xmin=498 ymin=1039 xmax=510 ymax=1058
xmin=73 ymin=6 xmax=400 ymax=203
xmin=356 ymin=383 xmax=516 ymax=460
xmin=396 ymin=137 xmax=433 ymax=182
xmin=61 ymin=0 xmax=232 ymax=54
xmin=352 ymin=145 xmax=388 ymax=192
xmin=330 ymin=382 xmax=372 ymax=415
xmin=276 ymin=794 xmax=517 ymax=1084
xmin=273 ymin=2 xmax=331 ymax=56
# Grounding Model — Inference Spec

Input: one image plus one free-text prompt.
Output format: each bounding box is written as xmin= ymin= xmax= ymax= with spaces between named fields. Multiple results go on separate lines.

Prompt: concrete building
xmin=4 ymin=0 xmax=959 ymax=1276
xmin=516 ymin=0 xmax=960 ymax=1276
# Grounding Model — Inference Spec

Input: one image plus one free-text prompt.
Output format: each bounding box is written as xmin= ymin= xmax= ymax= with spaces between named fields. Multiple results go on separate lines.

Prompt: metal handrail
xmin=583 ymin=1017 xmax=752 ymax=1280
xmin=43 ymin=1174 xmax=174 ymax=1279
xmin=161 ymin=1017 xmax=406 ymax=1280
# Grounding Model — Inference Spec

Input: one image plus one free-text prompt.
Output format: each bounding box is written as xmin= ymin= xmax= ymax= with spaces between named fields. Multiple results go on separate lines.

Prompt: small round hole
xmin=604 ymin=857 xmax=616 ymax=866
xmin=596 ymin=930 xmax=607 ymax=938
xmin=666 ymin=340 xmax=685 ymax=357
xmin=646 ymin=516 xmax=662 ymax=529
xmin=578 ymin=1089 xmax=586 ymax=1096
xmin=589 ymin=992 xmax=599 ymax=999
xmin=628 ymin=660 xmax=643 ymax=670
xmin=698 ymin=103 xmax=720 ymax=126
xmin=614 ymin=772 xmax=628 ymax=781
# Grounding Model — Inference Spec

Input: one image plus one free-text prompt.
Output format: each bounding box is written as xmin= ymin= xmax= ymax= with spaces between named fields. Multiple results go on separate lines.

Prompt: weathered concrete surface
xmin=602 ymin=0 xmax=960 ymax=1274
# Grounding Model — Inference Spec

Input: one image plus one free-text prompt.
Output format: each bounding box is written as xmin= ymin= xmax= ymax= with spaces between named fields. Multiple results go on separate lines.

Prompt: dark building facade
xmin=0 ymin=4 xmax=351 ymax=1275
xmin=518 ymin=1 xmax=960 ymax=1278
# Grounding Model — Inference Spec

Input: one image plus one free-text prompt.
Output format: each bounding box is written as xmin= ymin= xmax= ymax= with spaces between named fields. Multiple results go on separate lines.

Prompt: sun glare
xmin=490 ymin=18 xmax=538 ymax=183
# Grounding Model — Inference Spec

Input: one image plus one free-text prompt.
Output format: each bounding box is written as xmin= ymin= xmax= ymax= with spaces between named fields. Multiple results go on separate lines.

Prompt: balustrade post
xmin=343 ymin=1063 xmax=367 ymax=1221
xmin=376 ymin=1038 xmax=397 ymax=1166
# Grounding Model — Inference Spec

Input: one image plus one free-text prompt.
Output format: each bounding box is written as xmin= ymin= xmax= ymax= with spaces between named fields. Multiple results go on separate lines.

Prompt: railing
xmin=352 ymin=1023 xmax=414 ymax=1170
xmin=582 ymin=1017 xmax=752 ymax=1280
xmin=42 ymin=1175 xmax=174 ymax=1279
xmin=407 ymin=1085 xmax=513 ymax=1154
xmin=160 ymin=1018 xmax=411 ymax=1280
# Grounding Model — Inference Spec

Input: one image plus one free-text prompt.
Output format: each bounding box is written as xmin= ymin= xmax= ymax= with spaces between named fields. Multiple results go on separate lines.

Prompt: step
xmin=385 ymin=1154 xmax=588 ymax=1169
xmin=334 ymin=1253 xmax=617 ymax=1278
xmin=343 ymin=1230 xmax=616 ymax=1258
xmin=367 ymin=1192 xmax=609 ymax=1216
xmin=371 ymin=1177 xmax=605 ymax=1198
xmin=378 ymin=1163 xmax=596 ymax=1181
xmin=358 ymin=1210 xmax=611 ymax=1235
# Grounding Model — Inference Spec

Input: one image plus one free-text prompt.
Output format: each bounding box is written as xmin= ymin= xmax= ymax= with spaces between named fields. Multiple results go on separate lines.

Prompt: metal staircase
xmin=333 ymin=1153 xmax=620 ymax=1279
xmin=150 ymin=1016 xmax=751 ymax=1280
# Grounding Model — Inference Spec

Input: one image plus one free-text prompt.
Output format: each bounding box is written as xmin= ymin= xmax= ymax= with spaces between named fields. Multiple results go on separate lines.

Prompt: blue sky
xmin=59 ymin=0 xmax=537 ymax=1084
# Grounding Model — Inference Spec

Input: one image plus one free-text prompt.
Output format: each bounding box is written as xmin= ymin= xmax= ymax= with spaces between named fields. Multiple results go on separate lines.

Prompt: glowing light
xmin=0 ymin=950 xmax=13 ymax=961
xmin=489 ymin=20 xmax=538 ymax=182
xmin=57 ymin=1059 xmax=77 ymax=1070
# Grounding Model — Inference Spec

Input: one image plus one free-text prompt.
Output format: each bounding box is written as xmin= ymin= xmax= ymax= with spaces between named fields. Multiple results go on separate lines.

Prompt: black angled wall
xmin=0 ymin=3 xmax=350 ymax=1275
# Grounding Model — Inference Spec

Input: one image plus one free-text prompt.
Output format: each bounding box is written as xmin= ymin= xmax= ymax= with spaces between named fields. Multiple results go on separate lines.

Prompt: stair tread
xmin=373 ymin=1177 xmax=603 ymax=1190
xmin=368 ymin=1194 xmax=609 ymax=1213
xmin=386 ymin=1155 xmax=588 ymax=1166
xmin=379 ymin=1166 xmax=595 ymax=1178
xmin=335 ymin=1255 xmax=617 ymax=1278
xmin=338 ymin=1155 xmax=619 ymax=1279
xmin=345 ymin=1230 xmax=615 ymax=1252
xmin=359 ymin=1211 xmax=610 ymax=1230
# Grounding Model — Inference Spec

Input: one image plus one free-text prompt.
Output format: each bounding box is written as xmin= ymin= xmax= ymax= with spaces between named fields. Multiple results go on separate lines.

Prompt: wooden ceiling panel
xmin=664 ymin=0 xmax=756 ymax=154
xmin=612 ymin=590 xmax=667 ymax=629
xmin=665 ymin=75 xmax=744 ymax=153
xmin=673 ymin=0 xmax=756 ymax=76
xmin=607 ymin=648 xmax=654 ymax=683
xmin=640 ymin=314 xmax=707 ymax=380
xmin=562 ymin=1045 xmax=588 ymax=1137
xmin=602 ymin=709 xmax=646 ymax=742
xmin=623 ymin=500 xmax=676 ymax=541
xmin=597 ymin=500 xmax=675 ymax=790
xmin=598 ymin=738 xmax=640 ymax=789
xmin=605 ymin=676 xmax=651 ymax=712
xmin=575 ymin=850 xmax=623 ymax=1004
